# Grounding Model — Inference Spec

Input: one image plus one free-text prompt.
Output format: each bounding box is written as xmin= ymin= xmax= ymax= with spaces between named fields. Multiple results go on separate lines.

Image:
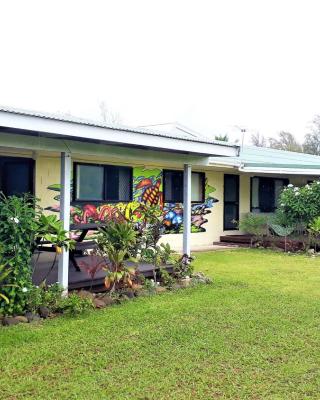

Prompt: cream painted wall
xmin=2 ymin=149 xmax=318 ymax=250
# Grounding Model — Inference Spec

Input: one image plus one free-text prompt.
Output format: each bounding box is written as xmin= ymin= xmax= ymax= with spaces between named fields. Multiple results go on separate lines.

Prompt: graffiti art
xmin=46 ymin=166 xmax=218 ymax=233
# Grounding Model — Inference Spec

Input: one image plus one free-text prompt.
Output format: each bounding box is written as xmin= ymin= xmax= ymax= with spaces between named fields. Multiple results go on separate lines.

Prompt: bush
xmin=0 ymin=194 xmax=39 ymax=315
xmin=238 ymin=213 xmax=268 ymax=246
xmin=59 ymin=293 xmax=94 ymax=315
xmin=25 ymin=283 xmax=64 ymax=313
xmin=278 ymin=181 xmax=320 ymax=226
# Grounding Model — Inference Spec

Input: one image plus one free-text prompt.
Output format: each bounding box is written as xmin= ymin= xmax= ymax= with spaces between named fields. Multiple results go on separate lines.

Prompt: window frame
xmin=163 ymin=169 xmax=205 ymax=203
xmin=250 ymin=176 xmax=289 ymax=213
xmin=73 ymin=162 xmax=133 ymax=203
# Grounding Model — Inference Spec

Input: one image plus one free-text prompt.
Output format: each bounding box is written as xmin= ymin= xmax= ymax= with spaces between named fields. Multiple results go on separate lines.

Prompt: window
xmin=0 ymin=156 xmax=34 ymax=196
xmin=251 ymin=177 xmax=288 ymax=213
xmin=163 ymin=170 xmax=205 ymax=203
xmin=74 ymin=163 xmax=132 ymax=202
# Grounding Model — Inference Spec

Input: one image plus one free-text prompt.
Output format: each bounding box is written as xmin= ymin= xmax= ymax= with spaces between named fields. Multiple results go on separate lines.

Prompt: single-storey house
xmin=1 ymin=107 xmax=320 ymax=288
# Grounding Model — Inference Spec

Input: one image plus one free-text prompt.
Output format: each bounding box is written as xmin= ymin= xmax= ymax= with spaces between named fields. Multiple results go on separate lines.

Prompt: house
xmin=1 ymin=108 xmax=320 ymax=288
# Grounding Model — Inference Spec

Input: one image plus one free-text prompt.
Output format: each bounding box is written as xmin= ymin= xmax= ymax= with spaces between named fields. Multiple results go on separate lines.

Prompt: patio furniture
xmin=69 ymin=223 xmax=106 ymax=271
xmin=36 ymin=223 xmax=106 ymax=272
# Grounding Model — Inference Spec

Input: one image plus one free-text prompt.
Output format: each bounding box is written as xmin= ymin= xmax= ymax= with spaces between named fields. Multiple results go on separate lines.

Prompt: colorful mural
xmin=46 ymin=166 xmax=218 ymax=233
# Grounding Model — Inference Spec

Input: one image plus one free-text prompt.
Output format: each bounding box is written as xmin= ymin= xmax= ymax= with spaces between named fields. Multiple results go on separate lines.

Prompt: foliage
xmin=214 ymin=134 xmax=229 ymax=142
xmin=0 ymin=262 xmax=14 ymax=305
xmin=278 ymin=181 xmax=320 ymax=226
xmin=25 ymin=283 xmax=64 ymax=313
xmin=0 ymin=194 xmax=39 ymax=315
xmin=251 ymin=132 xmax=266 ymax=147
xmin=159 ymin=268 xmax=175 ymax=287
xmin=269 ymin=131 xmax=303 ymax=152
xmin=59 ymin=292 xmax=94 ymax=315
xmin=238 ymin=213 xmax=268 ymax=246
xmin=173 ymin=254 xmax=194 ymax=279
xmin=36 ymin=214 xmax=75 ymax=252
xmin=303 ymin=115 xmax=320 ymax=155
xmin=78 ymin=255 xmax=106 ymax=290
xmin=307 ymin=216 xmax=320 ymax=251
xmin=97 ymin=221 xmax=138 ymax=291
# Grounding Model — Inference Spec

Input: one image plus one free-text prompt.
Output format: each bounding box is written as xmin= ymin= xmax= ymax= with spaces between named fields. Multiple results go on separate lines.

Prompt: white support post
xmin=58 ymin=152 xmax=71 ymax=291
xmin=183 ymin=164 xmax=192 ymax=256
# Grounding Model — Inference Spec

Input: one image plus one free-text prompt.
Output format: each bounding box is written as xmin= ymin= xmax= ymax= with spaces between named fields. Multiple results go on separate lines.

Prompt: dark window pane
xmin=258 ymin=178 xmax=275 ymax=212
xmin=118 ymin=167 xmax=131 ymax=201
xmin=105 ymin=166 xmax=131 ymax=201
xmin=164 ymin=170 xmax=183 ymax=202
xmin=3 ymin=160 xmax=33 ymax=196
xmin=76 ymin=164 xmax=104 ymax=201
xmin=224 ymin=175 xmax=238 ymax=202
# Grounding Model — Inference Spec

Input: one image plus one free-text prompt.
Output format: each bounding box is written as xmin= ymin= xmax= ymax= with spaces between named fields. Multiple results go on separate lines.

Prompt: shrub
xmin=238 ymin=213 xmax=268 ymax=246
xmin=59 ymin=293 xmax=94 ymax=315
xmin=97 ymin=221 xmax=138 ymax=291
xmin=0 ymin=194 xmax=39 ymax=315
xmin=173 ymin=254 xmax=194 ymax=279
xmin=278 ymin=181 xmax=320 ymax=226
xmin=25 ymin=283 xmax=64 ymax=313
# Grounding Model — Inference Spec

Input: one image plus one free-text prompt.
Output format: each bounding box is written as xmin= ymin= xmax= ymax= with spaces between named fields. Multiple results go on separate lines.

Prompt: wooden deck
xmin=32 ymin=251 xmax=173 ymax=291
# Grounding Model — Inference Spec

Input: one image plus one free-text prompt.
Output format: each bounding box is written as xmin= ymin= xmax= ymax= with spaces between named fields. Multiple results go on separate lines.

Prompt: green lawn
xmin=1 ymin=249 xmax=320 ymax=399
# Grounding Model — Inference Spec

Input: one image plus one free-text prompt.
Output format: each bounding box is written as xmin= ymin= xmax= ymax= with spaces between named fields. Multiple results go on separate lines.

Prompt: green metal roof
xmin=210 ymin=146 xmax=320 ymax=169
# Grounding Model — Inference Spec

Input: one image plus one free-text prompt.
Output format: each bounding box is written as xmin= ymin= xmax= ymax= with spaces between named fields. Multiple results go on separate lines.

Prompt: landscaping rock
xmin=78 ymin=290 xmax=95 ymax=301
xmin=98 ymin=295 xmax=114 ymax=306
xmin=121 ymin=290 xmax=135 ymax=299
xmin=93 ymin=298 xmax=106 ymax=309
xmin=39 ymin=306 xmax=50 ymax=319
xmin=2 ymin=317 xmax=21 ymax=326
xmin=25 ymin=312 xmax=41 ymax=323
xmin=15 ymin=316 xmax=29 ymax=323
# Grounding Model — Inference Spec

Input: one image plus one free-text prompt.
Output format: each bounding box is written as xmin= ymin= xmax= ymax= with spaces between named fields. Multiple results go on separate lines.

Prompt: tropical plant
xmin=0 ymin=262 xmax=13 ymax=305
xmin=308 ymin=216 xmax=320 ymax=251
xmin=238 ymin=213 xmax=269 ymax=246
xmin=278 ymin=181 xmax=320 ymax=226
xmin=269 ymin=223 xmax=295 ymax=252
xmin=173 ymin=254 xmax=194 ymax=279
xmin=36 ymin=214 xmax=75 ymax=253
xmin=78 ymin=255 xmax=106 ymax=291
xmin=97 ymin=221 xmax=138 ymax=291
xmin=0 ymin=193 xmax=39 ymax=315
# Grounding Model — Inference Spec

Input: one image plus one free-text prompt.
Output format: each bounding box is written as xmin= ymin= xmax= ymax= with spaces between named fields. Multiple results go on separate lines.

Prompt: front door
xmin=0 ymin=156 xmax=34 ymax=196
xmin=224 ymin=174 xmax=239 ymax=230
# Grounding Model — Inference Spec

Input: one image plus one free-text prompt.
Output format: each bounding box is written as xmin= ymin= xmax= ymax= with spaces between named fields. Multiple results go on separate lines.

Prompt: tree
xmin=303 ymin=115 xmax=320 ymax=155
xmin=99 ymin=101 xmax=122 ymax=125
xmin=269 ymin=131 xmax=303 ymax=152
xmin=251 ymin=132 xmax=266 ymax=147
xmin=214 ymin=134 xmax=229 ymax=142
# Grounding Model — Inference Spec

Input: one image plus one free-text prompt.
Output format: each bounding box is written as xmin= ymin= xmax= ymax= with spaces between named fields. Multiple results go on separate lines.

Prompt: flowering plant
xmin=278 ymin=181 xmax=320 ymax=226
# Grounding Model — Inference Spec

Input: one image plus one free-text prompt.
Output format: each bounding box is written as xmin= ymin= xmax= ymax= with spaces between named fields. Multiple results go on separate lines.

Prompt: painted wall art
xmin=46 ymin=166 xmax=218 ymax=233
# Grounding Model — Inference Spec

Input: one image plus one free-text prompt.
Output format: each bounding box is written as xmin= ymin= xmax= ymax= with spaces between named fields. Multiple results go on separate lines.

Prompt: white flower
xmin=295 ymin=192 xmax=300 ymax=196
xmin=294 ymin=187 xmax=299 ymax=192
xmin=317 ymin=181 xmax=320 ymax=184
xmin=287 ymin=184 xmax=293 ymax=188
xmin=305 ymin=184 xmax=310 ymax=189
xmin=280 ymin=203 xmax=285 ymax=207
xmin=22 ymin=287 xmax=28 ymax=293
xmin=9 ymin=216 xmax=19 ymax=224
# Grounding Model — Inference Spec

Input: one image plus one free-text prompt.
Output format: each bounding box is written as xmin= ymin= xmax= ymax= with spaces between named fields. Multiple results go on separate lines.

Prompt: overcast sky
xmin=1 ymin=0 xmax=320 ymax=144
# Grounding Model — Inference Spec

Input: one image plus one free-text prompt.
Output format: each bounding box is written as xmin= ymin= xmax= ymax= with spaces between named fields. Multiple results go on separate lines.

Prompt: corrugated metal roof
xmin=0 ymin=106 xmax=237 ymax=148
xmin=210 ymin=145 xmax=320 ymax=168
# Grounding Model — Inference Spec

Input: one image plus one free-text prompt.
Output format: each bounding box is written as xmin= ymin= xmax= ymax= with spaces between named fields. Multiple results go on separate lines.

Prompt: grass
xmin=1 ymin=249 xmax=320 ymax=399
